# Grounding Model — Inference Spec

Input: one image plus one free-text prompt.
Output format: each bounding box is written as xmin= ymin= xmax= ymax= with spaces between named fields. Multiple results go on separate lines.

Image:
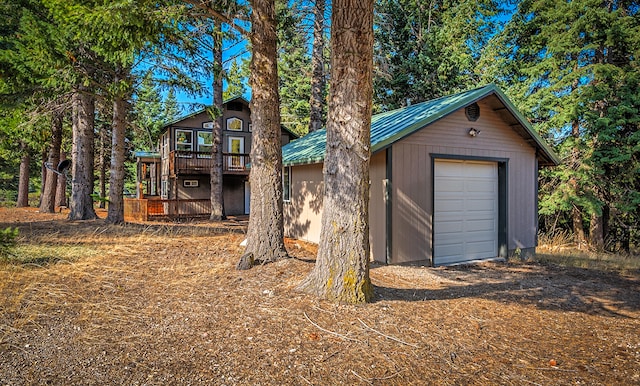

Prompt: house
xmin=281 ymin=84 xmax=560 ymax=266
xmin=127 ymin=96 xmax=298 ymax=221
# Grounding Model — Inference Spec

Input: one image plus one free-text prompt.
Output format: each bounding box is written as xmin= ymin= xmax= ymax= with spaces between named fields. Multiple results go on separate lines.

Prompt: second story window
xmin=175 ymin=129 xmax=193 ymax=152
xmin=226 ymin=117 xmax=243 ymax=131
xmin=197 ymin=131 xmax=212 ymax=158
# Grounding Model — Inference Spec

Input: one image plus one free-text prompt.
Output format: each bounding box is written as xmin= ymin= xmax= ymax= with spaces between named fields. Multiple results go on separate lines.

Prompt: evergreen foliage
xmin=0 ymin=227 xmax=18 ymax=259
xmin=373 ymin=0 xmax=504 ymax=112
xmin=490 ymin=0 xmax=640 ymax=251
xmin=276 ymin=0 xmax=312 ymax=136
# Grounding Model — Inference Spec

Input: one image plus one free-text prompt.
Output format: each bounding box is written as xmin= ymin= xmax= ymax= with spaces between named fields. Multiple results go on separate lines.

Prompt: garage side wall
xmin=391 ymin=100 xmax=537 ymax=264
xmin=284 ymin=152 xmax=387 ymax=262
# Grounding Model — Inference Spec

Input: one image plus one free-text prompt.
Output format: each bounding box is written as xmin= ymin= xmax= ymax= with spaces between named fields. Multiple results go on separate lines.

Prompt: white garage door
xmin=434 ymin=159 xmax=498 ymax=265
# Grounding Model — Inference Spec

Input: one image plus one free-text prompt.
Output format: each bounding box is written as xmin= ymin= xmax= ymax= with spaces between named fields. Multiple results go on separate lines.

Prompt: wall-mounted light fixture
xmin=468 ymin=128 xmax=481 ymax=137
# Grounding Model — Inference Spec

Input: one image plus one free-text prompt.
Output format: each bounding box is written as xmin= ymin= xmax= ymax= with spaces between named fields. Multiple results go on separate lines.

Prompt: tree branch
xmin=183 ymin=0 xmax=250 ymax=37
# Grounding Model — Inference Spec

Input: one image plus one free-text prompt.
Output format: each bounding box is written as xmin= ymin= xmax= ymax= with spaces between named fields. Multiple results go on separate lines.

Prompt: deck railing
xmin=124 ymin=198 xmax=211 ymax=221
xmin=169 ymin=151 xmax=250 ymax=175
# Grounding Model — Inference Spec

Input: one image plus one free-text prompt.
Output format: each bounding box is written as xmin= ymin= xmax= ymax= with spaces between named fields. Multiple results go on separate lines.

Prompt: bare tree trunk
xmin=39 ymin=147 xmax=47 ymax=207
xmin=56 ymin=151 xmax=68 ymax=208
xmin=210 ymin=20 xmax=225 ymax=221
xmin=106 ymin=82 xmax=127 ymax=224
xmin=308 ymin=0 xmax=326 ymax=133
xmin=298 ymin=0 xmax=374 ymax=303
xmin=69 ymin=89 xmax=98 ymax=220
xmin=16 ymin=142 xmax=30 ymax=208
xmin=572 ymin=206 xmax=586 ymax=248
xmin=98 ymin=125 xmax=108 ymax=209
xmin=40 ymin=112 xmax=63 ymax=213
xmin=589 ymin=211 xmax=605 ymax=251
xmin=238 ymin=0 xmax=288 ymax=268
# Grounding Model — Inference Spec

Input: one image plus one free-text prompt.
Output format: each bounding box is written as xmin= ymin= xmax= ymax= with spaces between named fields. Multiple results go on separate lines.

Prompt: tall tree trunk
xmin=589 ymin=211 xmax=605 ymax=251
xmin=69 ymin=89 xmax=98 ymax=220
xmin=106 ymin=82 xmax=127 ymax=224
xmin=39 ymin=147 xmax=47 ymax=206
xmin=298 ymin=0 xmax=374 ymax=303
xmin=16 ymin=142 xmax=30 ymax=208
xmin=210 ymin=20 xmax=225 ymax=221
xmin=98 ymin=125 xmax=108 ymax=209
xmin=238 ymin=0 xmax=288 ymax=268
xmin=56 ymin=151 xmax=68 ymax=208
xmin=308 ymin=0 xmax=326 ymax=133
xmin=40 ymin=112 xmax=63 ymax=213
xmin=572 ymin=206 xmax=586 ymax=248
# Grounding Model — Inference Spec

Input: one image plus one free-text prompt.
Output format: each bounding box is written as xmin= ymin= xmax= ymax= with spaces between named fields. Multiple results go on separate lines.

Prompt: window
xmin=162 ymin=133 xmax=170 ymax=159
xmin=161 ymin=179 xmax=168 ymax=199
xmin=283 ymin=166 xmax=291 ymax=202
xmin=197 ymin=131 xmax=212 ymax=158
xmin=183 ymin=180 xmax=199 ymax=187
xmin=226 ymin=117 xmax=243 ymax=131
xmin=175 ymin=129 xmax=193 ymax=151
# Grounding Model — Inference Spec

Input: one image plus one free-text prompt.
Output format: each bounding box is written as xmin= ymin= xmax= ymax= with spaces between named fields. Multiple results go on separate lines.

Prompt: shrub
xmin=0 ymin=227 xmax=18 ymax=258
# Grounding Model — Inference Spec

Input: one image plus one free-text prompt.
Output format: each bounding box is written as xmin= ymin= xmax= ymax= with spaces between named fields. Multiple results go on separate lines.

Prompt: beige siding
xmin=391 ymin=100 xmax=537 ymax=263
xmin=285 ymin=152 xmax=387 ymax=262
xmin=369 ymin=152 xmax=387 ymax=262
xmin=284 ymin=163 xmax=324 ymax=243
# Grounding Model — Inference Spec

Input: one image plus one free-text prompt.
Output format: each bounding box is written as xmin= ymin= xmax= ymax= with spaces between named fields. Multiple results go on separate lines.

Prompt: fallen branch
xmin=303 ymin=312 xmax=361 ymax=343
xmin=357 ymin=318 xmax=421 ymax=348
xmin=350 ymin=370 xmax=373 ymax=385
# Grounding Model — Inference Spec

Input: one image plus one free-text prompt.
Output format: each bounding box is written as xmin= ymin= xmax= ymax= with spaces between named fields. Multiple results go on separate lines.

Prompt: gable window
xmin=226 ymin=117 xmax=243 ymax=131
xmin=197 ymin=131 xmax=213 ymax=158
xmin=283 ymin=166 xmax=291 ymax=202
xmin=175 ymin=129 xmax=193 ymax=152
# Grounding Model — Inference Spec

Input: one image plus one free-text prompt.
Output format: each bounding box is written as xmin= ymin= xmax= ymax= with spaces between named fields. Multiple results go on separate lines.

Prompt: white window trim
xmin=197 ymin=130 xmax=213 ymax=158
xmin=175 ymin=129 xmax=193 ymax=152
xmin=226 ymin=117 xmax=243 ymax=131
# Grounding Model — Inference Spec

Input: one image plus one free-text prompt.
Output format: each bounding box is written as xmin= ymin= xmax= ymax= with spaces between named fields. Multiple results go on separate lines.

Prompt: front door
xmin=228 ymin=136 xmax=245 ymax=171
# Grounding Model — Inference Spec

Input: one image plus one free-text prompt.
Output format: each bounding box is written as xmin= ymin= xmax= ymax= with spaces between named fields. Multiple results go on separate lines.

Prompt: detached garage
xmin=282 ymin=84 xmax=560 ymax=266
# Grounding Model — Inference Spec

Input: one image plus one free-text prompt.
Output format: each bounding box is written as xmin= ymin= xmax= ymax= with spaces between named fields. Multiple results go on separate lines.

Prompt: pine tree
xmin=276 ymin=0 xmax=312 ymax=136
xmin=491 ymin=0 xmax=640 ymax=251
xmin=373 ymin=0 xmax=503 ymax=111
xmin=298 ymin=0 xmax=375 ymax=303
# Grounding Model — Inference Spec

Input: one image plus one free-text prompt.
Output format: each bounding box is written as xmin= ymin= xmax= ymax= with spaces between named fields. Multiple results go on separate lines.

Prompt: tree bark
xmin=55 ymin=151 xmax=68 ymax=208
xmin=69 ymin=89 xmax=98 ymax=220
xmin=298 ymin=0 xmax=374 ymax=303
xmin=40 ymin=112 xmax=63 ymax=213
xmin=16 ymin=142 xmax=30 ymax=208
xmin=106 ymin=84 xmax=127 ymax=224
xmin=589 ymin=211 xmax=605 ymax=251
xmin=572 ymin=206 xmax=586 ymax=248
xmin=238 ymin=0 xmax=288 ymax=268
xmin=210 ymin=20 xmax=225 ymax=221
xmin=308 ymin=0 xmax=326 ymax=133
xmin=98 ymin=124 xmax=108 ymax=209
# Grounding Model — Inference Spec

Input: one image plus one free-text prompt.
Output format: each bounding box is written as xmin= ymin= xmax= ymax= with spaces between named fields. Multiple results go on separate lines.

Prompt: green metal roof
xmin=134 ymin=151 xmax=160 ymax=158
xmin=282 ymin=84 xmax=560 ymax=167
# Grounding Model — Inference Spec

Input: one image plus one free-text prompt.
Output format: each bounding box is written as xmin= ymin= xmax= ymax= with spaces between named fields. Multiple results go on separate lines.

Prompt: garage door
xmin=434 ymin=159 xmax=498 ymax=265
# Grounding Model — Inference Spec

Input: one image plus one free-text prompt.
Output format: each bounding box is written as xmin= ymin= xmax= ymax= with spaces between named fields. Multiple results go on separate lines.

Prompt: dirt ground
xmin=1 ymin=207 xmax=639 ymax=385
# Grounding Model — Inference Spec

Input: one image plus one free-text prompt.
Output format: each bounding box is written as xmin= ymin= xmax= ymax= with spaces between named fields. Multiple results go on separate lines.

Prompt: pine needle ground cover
xmin=1 ymin=207 xmax=639 ymax=385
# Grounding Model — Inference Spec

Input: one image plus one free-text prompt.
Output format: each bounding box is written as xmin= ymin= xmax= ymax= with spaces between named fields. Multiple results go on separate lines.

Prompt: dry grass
xmin=537 ymin=231 xmax=640 ymax=273
xmin=1 ymin=207 xmax=639 ymax=385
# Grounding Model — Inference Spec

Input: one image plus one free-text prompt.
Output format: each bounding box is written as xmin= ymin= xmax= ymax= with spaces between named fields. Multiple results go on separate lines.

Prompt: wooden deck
xmin=169 ymin=151 xmax=250 ymax=175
